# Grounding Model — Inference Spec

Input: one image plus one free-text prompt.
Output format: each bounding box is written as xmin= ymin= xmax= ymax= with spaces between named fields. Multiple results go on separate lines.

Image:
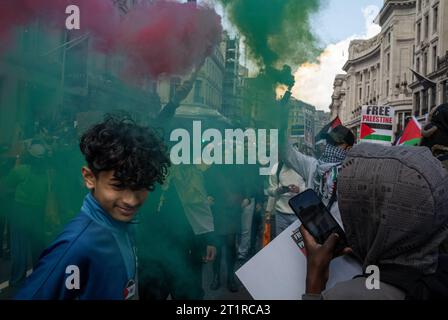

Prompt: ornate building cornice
xmin=378 ymin=0 xmax=417 ymax=26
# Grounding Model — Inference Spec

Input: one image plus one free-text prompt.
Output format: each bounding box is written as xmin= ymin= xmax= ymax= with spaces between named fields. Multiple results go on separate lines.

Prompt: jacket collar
xmin=81 ymin=193 xmax=131 ymax=233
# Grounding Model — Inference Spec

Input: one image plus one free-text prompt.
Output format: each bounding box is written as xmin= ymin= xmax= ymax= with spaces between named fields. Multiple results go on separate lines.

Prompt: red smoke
xmin=0 ymin=0 xmax=119 ymax=52
xmin=0 ymin=1 xmax=33 ymax=41
xmin=118 ymin=1 xmax=222 ymax=77
xmin=0 ymin=0 xmax=222 ymax=77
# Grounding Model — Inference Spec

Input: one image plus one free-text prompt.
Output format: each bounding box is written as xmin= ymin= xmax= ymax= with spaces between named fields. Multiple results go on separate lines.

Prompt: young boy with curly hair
xmin=15 ymin=116 xmax=171 ymax=300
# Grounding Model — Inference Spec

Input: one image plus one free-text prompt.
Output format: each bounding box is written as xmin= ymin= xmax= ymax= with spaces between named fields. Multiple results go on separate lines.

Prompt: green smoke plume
xmin=219 ymin=0 xmax=323 ymax=87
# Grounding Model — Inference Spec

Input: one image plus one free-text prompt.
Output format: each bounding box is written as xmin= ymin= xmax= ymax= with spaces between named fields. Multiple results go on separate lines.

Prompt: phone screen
xmin=288 ymin=189 xmax=348 ymax=252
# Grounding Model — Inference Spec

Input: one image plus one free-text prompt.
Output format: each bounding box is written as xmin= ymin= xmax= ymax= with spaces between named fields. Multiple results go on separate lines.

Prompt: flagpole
xmin=46 ymin=32 xmax=90 ymax=120
xmin=41 ymin=33 xmax=90 ymax=57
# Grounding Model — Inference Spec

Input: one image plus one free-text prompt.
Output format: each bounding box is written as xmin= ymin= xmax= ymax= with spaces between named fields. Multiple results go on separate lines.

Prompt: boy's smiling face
xmin=82 ymin=167 xmax=149 ymax=222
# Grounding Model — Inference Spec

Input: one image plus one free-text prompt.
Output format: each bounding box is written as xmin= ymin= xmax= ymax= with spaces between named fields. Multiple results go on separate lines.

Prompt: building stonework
xmin=332 ymin=0 xmax=448 ymax=141
xmin=331 ymin=74 xmax=348 ymax=122
xmin=410 ymin=0 xmax=448 ymax=119
xmin=288 ymin=98 xmax=329 ymax=152
xmin=157 ymin=44 xmax=226 ymax=120
xmin=221 ymin=34 xmax=241 ymax=121
xmin=332 ymin=0 xmax=417 ymax=140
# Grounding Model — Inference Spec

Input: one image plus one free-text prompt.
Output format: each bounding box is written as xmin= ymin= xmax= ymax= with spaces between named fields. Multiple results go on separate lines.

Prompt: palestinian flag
xmin=360 ymin=122 xmax=393 ymax=143
xmin=396 ymin=116 xmax=422 ymax=146
xmin=315 ymin=116 xmax=342 ymax=142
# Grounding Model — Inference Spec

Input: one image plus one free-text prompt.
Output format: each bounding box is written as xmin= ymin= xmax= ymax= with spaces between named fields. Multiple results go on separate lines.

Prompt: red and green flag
xmin=360 ymin=122 xmax=393 ymax=143
xmin=315 ymin=116 xmax=342 ymax=142
xmin=396 ymin=116 xmax=422 ymax=146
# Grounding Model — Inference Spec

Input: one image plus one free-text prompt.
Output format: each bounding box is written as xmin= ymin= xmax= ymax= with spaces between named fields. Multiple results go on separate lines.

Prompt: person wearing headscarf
xmin=301 ymin=143 xmax=448 ymax=300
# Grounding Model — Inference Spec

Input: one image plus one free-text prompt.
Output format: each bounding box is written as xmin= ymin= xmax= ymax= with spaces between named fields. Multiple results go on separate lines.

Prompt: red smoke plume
xmin=0 ymin=0 xmax=222 ymax=77
xmin=118 ymin=1 xmax=222 ymax=77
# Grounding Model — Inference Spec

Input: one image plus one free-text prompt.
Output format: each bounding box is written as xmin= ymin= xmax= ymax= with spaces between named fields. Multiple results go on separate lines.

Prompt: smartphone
xmin=288 ymin=189 xmax=348 ymax=254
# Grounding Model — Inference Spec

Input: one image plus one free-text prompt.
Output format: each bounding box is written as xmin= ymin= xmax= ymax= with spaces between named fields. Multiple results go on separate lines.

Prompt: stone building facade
xmin=331 ymin=0 xmax=416 ymax=139
xmin=409 ymin=0 xmax=448 ymax=119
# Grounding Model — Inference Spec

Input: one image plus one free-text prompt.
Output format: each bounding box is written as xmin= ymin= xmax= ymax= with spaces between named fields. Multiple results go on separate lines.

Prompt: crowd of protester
xmin=0 ymin=103 xmax=447 ymax=300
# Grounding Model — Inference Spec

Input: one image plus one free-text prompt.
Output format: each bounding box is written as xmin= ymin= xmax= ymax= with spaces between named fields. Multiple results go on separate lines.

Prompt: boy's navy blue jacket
xmin=15 ymin=193 xmax=137 ymax=300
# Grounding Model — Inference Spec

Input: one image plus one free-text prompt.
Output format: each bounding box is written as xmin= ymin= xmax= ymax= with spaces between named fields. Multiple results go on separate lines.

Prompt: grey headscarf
xmin=338 ymin=143 xmax=448 ymax=274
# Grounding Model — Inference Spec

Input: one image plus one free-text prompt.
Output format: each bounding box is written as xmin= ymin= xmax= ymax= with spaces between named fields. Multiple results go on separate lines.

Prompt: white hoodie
xmin=267 ymin=164 xmax=306 ymax=214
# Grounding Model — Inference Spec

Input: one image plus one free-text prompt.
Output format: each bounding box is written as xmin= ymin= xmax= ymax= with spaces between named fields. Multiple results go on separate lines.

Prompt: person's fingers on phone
xmin=322 ymin=233 xmax=340 ymax=255
xmin=299 ymin=225 xmax=318 ymax=249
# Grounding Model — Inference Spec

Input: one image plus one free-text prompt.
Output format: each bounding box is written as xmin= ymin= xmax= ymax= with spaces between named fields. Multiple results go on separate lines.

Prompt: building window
xmin=194 ymin=80 xmax=204 ymax=104
xmin=412 ymin=45 xmax=415 ymax=65
xmin=416 ymin=57 xmax=420 ymax=73
xmin=417 ymin=22 xmax=421 ymax=44
xmin=387 ymin=53 xmax=391 ymax=72
xmin=423 ymin=52 xmax=428 ymax=75
xmin=388 ymin=32 xmax=391 ymax=44
xmin=400 ymin=113 xmax=406 ymax=136
xmin=169 ymin=77 xmax=181 ymax=100
xmin=433 ymin=6 xmax=439 ymax=34
xmin=433 ymin=45 xmax=438 ymax=72
xmin=444 ymin=81 xmax=448 ymax=104
xmin=431 ymin=87 xmax=437 ymax=109
xmin=386 ymin=80 xmax=390 ymax=97
xmin=359 ymin=87 xmax=362 ymax=102
xmin=422 ymin=89 xmax=428 ymax=115
xmin=424 ymin=15 xmax=429 ymax=39
xmin=415 ymin=92 xmax=421 ymax=116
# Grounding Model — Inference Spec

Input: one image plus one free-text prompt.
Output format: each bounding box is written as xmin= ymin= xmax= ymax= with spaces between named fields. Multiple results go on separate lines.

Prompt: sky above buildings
xmin=313 ymin=0 xmax=383 ymax=46
xmin=201 ymin=0 xmax=384 ymax=111
xmin=294 ymin=0 xmax=383 ymax=111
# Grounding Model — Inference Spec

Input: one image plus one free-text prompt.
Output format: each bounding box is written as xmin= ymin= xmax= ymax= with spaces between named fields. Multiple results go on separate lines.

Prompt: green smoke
xmin=220 ymin=0 xmax=323 ymax=87
xmin=0 ymin=1 xmax=325 ymax=299
xmin=0 ymin=26 xmax=163 ymax=294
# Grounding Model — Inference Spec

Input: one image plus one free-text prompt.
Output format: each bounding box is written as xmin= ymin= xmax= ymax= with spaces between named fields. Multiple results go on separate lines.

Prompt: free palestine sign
xmin=360 ymin=105 xmax=395 ymax=145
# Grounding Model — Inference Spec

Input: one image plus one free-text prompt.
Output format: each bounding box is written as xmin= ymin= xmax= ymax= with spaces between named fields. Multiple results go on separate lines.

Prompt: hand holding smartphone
xmin=288 ymin=189 xmax=349 ymax=254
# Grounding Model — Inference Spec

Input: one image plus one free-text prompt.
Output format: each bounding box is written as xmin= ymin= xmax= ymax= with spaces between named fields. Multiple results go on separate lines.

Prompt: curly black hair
xmin=80 ymin=115 xmax=171 ymax=191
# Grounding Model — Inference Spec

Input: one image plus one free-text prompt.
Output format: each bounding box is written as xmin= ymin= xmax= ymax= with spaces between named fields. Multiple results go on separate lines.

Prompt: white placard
xmin=236 ymin=220 xmax=362 ymax=300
